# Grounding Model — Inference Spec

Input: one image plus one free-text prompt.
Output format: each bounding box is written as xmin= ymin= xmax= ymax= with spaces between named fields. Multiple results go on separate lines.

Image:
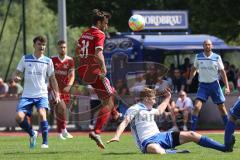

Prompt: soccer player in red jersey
xmin=76 ymin=9 xmax=118 ymax=149
xmin=50 ymin=40 xmax=75 ymax=140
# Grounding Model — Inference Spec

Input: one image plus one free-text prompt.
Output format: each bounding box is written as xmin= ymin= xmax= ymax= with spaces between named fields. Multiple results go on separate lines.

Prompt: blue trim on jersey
xmin=196 ymin=52 xmax=220 ymax=61
xmin=24 ymin=54 xmax=51 ymax=64
xmin=25 ymin=55 xmax=35 ymax=60
xmin=196 ymin=80 xmax=225 ymax=104
xmin=197 ymin=58 xmax=217 ymax=62
xmin=25 ymin=60 xmax=49 ymax=64
xmin=229 ymin=99 xmax=240 ymax=119
xmin=137 ymin=103 xmax=148 ymax=110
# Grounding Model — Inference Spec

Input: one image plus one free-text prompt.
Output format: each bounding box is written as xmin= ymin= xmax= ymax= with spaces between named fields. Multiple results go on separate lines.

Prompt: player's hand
xmin=225 ymin=87 xmax=230 ymax=95
xmin=63 ymin=85 xmax=71 ymax=93
xmin=55 ymin=92 xmax=61 ymax=104
xmin=107 ymin=137 xmax=120 ymax=144
xmin=158 ymin=88 xmax=171 ymax=98
xmin=14 ymin=76 xmax=21 ymax=82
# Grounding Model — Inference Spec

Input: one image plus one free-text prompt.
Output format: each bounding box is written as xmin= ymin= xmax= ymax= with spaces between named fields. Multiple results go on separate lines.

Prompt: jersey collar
xmin=203 ymin=51 xmax=213 ymax=58
xmin=32 ymin=53 xmax=44 ymax=60
xmin=57 ymin=55 xmax=67 ymax=62
xmin=91 ymin=26 xmax=104 ymax=34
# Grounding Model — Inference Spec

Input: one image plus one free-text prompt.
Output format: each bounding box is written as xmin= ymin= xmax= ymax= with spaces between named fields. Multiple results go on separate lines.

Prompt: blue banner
xmin=132 ymin=10 xmax=188 ymax=30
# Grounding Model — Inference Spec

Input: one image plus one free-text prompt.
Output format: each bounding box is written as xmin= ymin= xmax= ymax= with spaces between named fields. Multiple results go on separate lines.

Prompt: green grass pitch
xmin=0 ymin=133 xmax=239 ymax=160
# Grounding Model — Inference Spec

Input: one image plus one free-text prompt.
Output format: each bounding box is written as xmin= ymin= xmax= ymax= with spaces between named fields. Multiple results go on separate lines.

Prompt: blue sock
xmin=222 ymin=115 xmax=228 ymax=126
xmin=224 ymin=120 xmax=236 ymax=149
xmin=40 ymin=121 xmax=49 ymax=145
xmin=18 ymin=117 xmax=34 ymax=137
xmin=191 ymin=115 xmax=198 ymax=131
xmin=198 ymin=136 xmax=225 ymax=152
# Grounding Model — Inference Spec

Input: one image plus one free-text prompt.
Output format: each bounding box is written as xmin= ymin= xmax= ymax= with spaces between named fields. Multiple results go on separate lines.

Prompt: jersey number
xmin=80 ymin=40 xmax=89 ymax=58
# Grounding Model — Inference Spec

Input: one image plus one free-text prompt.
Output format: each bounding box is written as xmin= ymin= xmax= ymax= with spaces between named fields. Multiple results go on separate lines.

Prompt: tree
xmin=0 ymin=0 xmax=84 ymax=79
xmin=44 ymin=0 xmax=240 ymax=43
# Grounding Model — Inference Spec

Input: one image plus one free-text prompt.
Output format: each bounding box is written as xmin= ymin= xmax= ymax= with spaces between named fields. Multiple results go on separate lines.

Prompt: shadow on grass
xmin=4 ymin=150 xmax=83 ymax=155
xmin=103 ymin=152 xmax=140 ymax=155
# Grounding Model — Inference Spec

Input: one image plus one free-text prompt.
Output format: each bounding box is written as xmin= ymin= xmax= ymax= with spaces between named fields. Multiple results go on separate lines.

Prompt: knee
xmin=146 ymin=144 xmax=165 ymax=154
xmin=15 ymin=114 xmax=25 ymax=123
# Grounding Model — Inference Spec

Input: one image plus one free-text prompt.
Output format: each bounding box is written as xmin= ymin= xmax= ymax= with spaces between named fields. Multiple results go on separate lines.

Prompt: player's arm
xmin=63 ymin=63 xmax=75 ymax=93
xmin=107 ymin=115 xmax=131 ymax=143
xmin=14 ymin=70 xmax=23 ymax=82
xmin=49 ymin=74 xmax=61 ymax=103
xmin=187 ymin=66 xmax=197 ymax=84
xmin=219 ymin=69 xmax=230 ymax=95
xmin=95 ymin=48 xmax=107 ymax=75
xmin=155 ymin=89 xmax=171 ymax=115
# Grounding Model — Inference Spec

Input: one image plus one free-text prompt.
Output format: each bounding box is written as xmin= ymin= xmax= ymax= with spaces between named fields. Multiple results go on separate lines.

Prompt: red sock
xmin=94 ymin=106 xmax=111 ymax=134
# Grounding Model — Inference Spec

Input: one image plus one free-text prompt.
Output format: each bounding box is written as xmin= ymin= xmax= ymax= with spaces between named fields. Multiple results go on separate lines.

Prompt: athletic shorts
xmin=141 ymin=131 xmax=180 ymax=153
xmin=48 ymin=90 xmax=70 ymax=106
xmin=196 ymin=81 xmax=225 ymax=104
xmin=229 ymin=98 xmax=240 ymax=119
xmin=77 ymin=65 xmax=114 ymax=100
xmin=16 ymin=97 xmax=49 ymax=116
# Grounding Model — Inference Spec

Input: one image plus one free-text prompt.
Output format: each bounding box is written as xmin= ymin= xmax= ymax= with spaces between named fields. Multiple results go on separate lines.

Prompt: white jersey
xmin=194 ymin=52 xmax=224 ymax=83
xmin=17 ymin=54 xmax=54 ymax=98
xmin=125 ymin=103 xmax=160 ymax=148
xmin=176 ymin=97 xmax=193 ymax=110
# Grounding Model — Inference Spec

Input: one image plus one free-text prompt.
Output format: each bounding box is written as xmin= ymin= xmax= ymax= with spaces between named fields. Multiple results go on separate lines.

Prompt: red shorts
xmin=59 ymin=92 xmax=70 ymax=105
xmin=48 ymin=90 xmax=70 ymax=105
xmin=77 ymin=65 xmax=114 ymax=100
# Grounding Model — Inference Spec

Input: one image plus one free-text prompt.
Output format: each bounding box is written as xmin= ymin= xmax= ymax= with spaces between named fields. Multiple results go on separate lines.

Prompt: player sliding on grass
xmin=107 ymin=87 xmax=235 ymax=154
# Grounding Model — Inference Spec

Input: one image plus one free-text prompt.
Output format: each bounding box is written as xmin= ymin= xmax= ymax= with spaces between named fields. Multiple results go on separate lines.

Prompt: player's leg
xmin=217 ymin=103 xmax=228 ymax=126
xmin=55 ymin=100 xmax=66 ymax=139
xmin=89 ymin=99 xmax=102 ymax=129
xmin=89 ymin=76 xmax=115 ymax=149
xmin=211 ymin=81 xmax=228 ymax=125
xmin=146 ymin=143 xmax=166 ymax=154
xmin=191 ymin=99 xmax=202 ymax=131
xmin=179 ymin=131 xmax=230 ymax=152
xmin=224 ymin=99 xmax=240 ymax=151
xmin=191 ymin=83 xmax=209 ymax=131
xmin=36 ymin=97 xmax=50 ymax=148
xmin=16 ymin=98 xmax=37 ymax=148
xmin=61 ymin=96 xmax=73 ymax=139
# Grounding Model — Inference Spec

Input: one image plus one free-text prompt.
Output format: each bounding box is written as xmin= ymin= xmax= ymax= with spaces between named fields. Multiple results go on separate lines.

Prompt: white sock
xmin=62 ymin=128 xmax=67 ymax=134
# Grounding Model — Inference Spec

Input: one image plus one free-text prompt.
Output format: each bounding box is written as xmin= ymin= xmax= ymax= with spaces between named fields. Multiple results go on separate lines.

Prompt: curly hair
xmin=92 ymin=9 xmax=111 ymax=25
xmin=139 ymin=87 xmax=156 ymax=101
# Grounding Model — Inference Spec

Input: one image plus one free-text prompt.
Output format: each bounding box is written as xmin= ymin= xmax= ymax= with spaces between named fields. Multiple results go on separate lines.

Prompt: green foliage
xmin=0 ymin=0 xmax=84 ymax=80
xmin=44 ymin=0 xmax=240 ymax=43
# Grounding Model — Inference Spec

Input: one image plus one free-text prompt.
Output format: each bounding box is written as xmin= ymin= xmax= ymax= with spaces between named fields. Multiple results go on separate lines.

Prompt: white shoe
xmin=62 ymin=132 xmax=73 ymax=139
xmin=58 ymin=133 xmax=66 ymax=140
xmin=41 ymin=144 xmax=49 ymax=149
xmin=183 ymin=125 xmax=188 ymax=131
xmin=169 ymin=126 xmax=179 ymax=132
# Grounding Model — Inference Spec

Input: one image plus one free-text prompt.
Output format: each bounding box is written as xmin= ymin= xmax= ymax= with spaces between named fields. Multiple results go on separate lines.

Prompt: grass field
xmin=0 ymin=132 xmax=239 ymax=160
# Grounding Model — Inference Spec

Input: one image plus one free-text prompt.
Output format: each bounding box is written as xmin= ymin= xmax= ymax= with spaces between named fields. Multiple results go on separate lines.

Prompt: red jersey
xmin=51 ymin=55 xmax=75 ymax=92
xmin=76 ymin=26 xmax=105 ymax=76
